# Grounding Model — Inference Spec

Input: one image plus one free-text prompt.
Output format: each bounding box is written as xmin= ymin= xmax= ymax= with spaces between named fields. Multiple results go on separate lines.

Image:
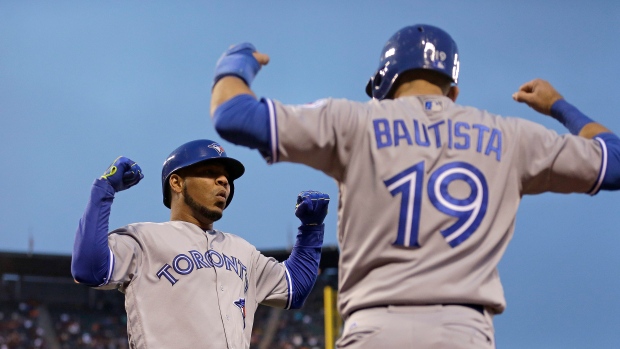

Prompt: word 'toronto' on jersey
xmin=156 ymin=248 xmax=249 ymax=290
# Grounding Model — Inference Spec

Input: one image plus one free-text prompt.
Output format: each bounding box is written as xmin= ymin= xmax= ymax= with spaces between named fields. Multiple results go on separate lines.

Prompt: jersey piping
xmin=97 ymin=247 xmax=115 ymax=287
xmin=589 ymin=137 xmax=608 ymax=195
xmin=265 ymin=98 xmax=278 ymax=163
xmin=282 ymin=261 xmax=293 ymax=310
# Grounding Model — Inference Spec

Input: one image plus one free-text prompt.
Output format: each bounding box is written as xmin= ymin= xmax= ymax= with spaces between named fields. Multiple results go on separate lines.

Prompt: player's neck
xmin=393 ymin=80 xmax=458 ymax=101
xmin=170 ymin=210 xmax=214 ymax=231
xmin=393 ymin=79 xmax=444 ymax=97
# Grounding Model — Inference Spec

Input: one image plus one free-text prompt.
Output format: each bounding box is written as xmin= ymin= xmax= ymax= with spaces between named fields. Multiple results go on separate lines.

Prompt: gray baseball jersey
xmin=261 ymin=95 xmax=605 ymax=318
xmin=98 ymin=220 xmax=291 ymax=349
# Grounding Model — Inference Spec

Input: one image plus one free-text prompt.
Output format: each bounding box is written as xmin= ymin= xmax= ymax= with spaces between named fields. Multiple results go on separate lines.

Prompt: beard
xmin=183 ymin=185 xmax=223 ymax=223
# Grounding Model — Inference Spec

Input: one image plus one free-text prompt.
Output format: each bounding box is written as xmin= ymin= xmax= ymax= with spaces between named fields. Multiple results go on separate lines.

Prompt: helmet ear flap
xmin=226 ymin=182 xmax=235 ymax=209
xmin=365 ymin=78 xmax=373 ymax=97
xmin=366 ymin=65 xmax=388 ymax=99
xmin=372 ymin=71 xmax=383 ymax=92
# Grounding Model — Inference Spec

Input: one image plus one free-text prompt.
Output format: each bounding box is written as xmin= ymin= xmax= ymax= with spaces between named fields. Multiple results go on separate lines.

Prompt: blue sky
xmin=1 ymin=1 xmax=619 ymax=348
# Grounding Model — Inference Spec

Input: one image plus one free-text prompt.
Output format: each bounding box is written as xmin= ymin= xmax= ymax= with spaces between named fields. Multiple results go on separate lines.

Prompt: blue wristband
xmin=550 ymin=99 xmax=595 ymax=135
xmin=213 ymin=43 xmax=260 ymax=87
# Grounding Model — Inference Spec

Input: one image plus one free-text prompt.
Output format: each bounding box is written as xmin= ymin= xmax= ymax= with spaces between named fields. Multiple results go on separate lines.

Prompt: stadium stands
xmin=49 ymin=301 xmax=128 ymax=349
xmin=0 ymin=300 xmax=46 ymax=349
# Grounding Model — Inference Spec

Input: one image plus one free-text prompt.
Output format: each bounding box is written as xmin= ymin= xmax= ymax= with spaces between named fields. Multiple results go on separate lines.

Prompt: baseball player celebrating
xmin=71 ymin=139 xmax=330 ymax=349
xmin=210 ymin=25 xmax=620 ymax=348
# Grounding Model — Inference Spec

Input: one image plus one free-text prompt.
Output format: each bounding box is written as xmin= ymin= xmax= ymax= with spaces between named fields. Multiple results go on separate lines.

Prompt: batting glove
xmin=295 ymin=190 xmax=330 ymax=226
xmin=213 ymin=42 xmax=261 ymax=87
xmin=101 ymin=156 xmax=144 ymax=192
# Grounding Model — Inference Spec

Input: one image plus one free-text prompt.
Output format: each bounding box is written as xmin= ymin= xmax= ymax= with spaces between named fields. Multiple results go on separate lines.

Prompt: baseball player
xmin=209 ymin=25 xmax=620 ymax=348
xmin=70 ymin=139 xmax=330 ymax=349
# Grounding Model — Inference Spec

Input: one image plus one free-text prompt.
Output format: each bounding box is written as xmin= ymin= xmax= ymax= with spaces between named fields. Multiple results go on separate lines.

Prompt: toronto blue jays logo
xmin=234 ymin=298 xmax=246 ymax=328
xmin=208 ymin=143 xmax=225 ymax=156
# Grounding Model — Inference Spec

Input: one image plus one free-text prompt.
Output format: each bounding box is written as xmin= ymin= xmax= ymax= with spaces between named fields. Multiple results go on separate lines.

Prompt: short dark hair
xmin=390 ymin=69 xmax=453 ymax=98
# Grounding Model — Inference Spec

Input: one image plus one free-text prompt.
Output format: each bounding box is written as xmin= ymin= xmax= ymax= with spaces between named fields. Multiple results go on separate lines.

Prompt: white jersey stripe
xmin=589 ymin=137 xmax=607 ymax=195
xmin=98 ymin=248 xmax=115 ymax=287
xmin=265 ymin=98 xmax=278 ymax=164
xmin=282 ymin=261 xmax=293 ymax=309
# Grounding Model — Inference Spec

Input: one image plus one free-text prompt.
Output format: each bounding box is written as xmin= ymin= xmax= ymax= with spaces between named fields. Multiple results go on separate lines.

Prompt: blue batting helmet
xmin=161 ymin=139 xmax=245 ymax=209
xmin=365 ymin=24 xmax=460 ymax=100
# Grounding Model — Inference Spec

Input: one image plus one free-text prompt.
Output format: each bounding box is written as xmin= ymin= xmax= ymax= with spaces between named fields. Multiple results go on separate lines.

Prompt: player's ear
xmin=169 ymin=174 xmax=184 ymax=195
xmin=447 ymin=86 xmax=459 ymax=102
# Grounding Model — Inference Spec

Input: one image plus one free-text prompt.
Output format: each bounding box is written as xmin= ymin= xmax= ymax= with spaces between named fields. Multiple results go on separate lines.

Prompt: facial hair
xmin=183 ymin=185 xmax=223 ymax=222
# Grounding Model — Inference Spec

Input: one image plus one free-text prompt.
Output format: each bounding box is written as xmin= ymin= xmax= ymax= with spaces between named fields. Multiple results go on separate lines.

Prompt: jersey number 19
xmin=384 ymin=161 xmax=488 ymax=248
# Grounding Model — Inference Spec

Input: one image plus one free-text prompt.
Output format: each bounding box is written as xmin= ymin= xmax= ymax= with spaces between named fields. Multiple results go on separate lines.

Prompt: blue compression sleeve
xmin=283 ymin=224 xmax=324 ymax=309
xmin=550 ymin=99 xmax=595 ymax=135
xmin=213 ymin=94 xmax=270 ymax=153
xmin=595 ymin=132 xmax=620 ymax=191
xmin=71 ymin=179 xmax=115 ymax=287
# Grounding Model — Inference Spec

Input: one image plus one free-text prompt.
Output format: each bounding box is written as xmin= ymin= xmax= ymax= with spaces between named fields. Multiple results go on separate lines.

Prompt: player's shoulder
xmin=126 ymin=221 xmax=171 ymax=230
xmin=479 ymin=108 xmax=553 ymax=133
xmin=453 ymin=102 xmax=525 ymax=126
xmin=272 ymin=96 xmax=369 ymax=112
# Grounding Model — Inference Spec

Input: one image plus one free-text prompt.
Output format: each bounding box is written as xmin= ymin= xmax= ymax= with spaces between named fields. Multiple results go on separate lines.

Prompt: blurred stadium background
xmin=0 ymin=246 xmax=340 ymax=349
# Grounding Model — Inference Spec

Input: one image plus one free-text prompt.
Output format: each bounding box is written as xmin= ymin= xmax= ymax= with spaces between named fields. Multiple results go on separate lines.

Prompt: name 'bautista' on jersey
xmin=156 ymin=249 xmax=248 ymax=290
xmin=373 ymin=118 xmax=503 ymax=161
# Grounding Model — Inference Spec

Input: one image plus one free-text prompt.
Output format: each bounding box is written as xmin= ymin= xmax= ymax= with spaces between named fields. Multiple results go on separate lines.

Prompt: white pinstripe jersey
xmin=98 ymin=220 xmax=291 ymax=349
xmin=262 ymin=95 xmax=606 ymax=318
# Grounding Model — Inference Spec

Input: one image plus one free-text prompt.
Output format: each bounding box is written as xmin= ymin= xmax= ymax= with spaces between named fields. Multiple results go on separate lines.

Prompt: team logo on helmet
xmin=424 ymin=42 xmax=445 ymax=69
xmin=208 ymin=143 xmax=225 ymax=156
xmin=234 ymin=298 xmax=246 ymax=328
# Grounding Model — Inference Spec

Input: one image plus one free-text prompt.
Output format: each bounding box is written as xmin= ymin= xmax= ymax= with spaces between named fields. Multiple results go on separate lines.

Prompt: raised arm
xmin=71 ymin=157 xmax=143 ymax=286
xmin=254 ymin=190 xmax=330 ymax=309
xmin=210 ymin=43 xmax=273 ymax=154
xmin=283 ymin=190 xmax=330 ymax=309
xmin=513 ymin=78 xmax=620 ymax=191
xmin=512 ymin=78 xmax=612 ymax=138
